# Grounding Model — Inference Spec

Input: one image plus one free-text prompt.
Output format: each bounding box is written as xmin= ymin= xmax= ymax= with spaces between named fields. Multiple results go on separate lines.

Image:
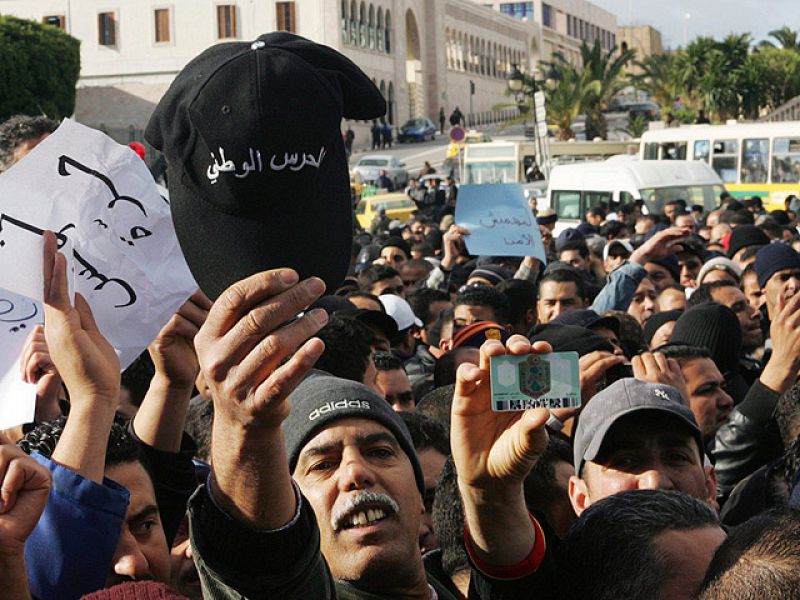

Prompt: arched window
xmin=384 ymin=10 xmax=391 ymax=53
xmin=379 ymin=80 xmax=386 ymax=100
xmin=349 ymin=0 xmax=357 ymax=45
xmin=376 ymin=8 xmax=383 ymax=51
xmin=359 ymin=2 xmax=366 ymax=47
xmin=341 ymin=0 xmax=348 ymax=44
xmin=368 ymin=5 xmax=375 ymax=50
xmin=387 ymin=82 xmax=395 ymax=125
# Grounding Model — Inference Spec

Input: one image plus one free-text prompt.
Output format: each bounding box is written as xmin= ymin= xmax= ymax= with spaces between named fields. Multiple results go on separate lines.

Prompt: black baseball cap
xmin=146 ymin=32 xmax=386 ymax=299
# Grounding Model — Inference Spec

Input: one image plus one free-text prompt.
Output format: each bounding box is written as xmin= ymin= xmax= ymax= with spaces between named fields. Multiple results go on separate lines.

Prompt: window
xmin=712 ymin=139 xmax=739 ymax=183
xmin=693 ymin=140 xmax=710 ymax=163
xmin=772 ymin=137 xmax=800 ymax=183
xmin=341 ymin=0 xmax=348 ymax=43
xmin=154 ymin=9 xmax=170 ymax=43
xmin=499 ymin=2 xmax=534 ymax=20
xmin=740 ymin=138 xmax=769 ymax=184
xmin=554 ymin=191 xmax=581 ymax=219
xmin=98 ymin=12 xmax=116 ymax=46
xmin=660 ymin=142 xmax=687 ymax=160
xmin=43 ymin=15 xmax=65 ymax=29
xmin=276 ymin=2 xmax=296 ymax=32
xmin=643 ymin=143 xmax=659 ymax=160
xmin=542 ymin=3 xmax=553 ymax=27
xmin=217 ymin=5 xmax=237 ymax=39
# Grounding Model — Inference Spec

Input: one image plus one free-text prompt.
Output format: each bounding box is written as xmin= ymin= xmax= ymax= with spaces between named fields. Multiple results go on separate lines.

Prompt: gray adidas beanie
xmin=283 ymin=371 xmax=425 ymax=494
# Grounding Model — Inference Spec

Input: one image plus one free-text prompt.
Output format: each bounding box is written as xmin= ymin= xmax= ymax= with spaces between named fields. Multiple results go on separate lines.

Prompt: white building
xmin=483 ymin=0 xmax=618 ymax=65
xmin=0 ymin=0 xmax=553 ymax=149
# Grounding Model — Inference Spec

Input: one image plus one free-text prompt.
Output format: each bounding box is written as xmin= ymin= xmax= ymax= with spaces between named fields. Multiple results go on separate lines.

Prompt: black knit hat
xmin=642 ymin=309 xmax=683 ymax=346
xmin=648 ymin=255 xmax=681 ymax=284
xmin=755 ymin=242 xmax=800 ymax=288
xmin=380 ymin=236 xmax=411 ymax=258
xmin=727 ymin=224 xmax=769 ymax=260
xmin=283 ymin=372 xmax=424 ymax=494
xmin=667 ymin=303 xmax=741 ymax=376
xmin=528 ymin=323 xmax=614 ymax=356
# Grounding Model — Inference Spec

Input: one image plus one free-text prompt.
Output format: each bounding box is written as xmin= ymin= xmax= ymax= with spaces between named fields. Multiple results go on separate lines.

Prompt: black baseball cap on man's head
xmin=573 ymin=378 xmax=702 ymax=475
xmin=146 ymin=32 xmax=386 ymax=299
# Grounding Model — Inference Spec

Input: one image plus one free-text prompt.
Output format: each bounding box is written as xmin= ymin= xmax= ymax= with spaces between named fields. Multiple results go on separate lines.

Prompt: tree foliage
xmin=0 ymin=16 xmax=81 ymax=121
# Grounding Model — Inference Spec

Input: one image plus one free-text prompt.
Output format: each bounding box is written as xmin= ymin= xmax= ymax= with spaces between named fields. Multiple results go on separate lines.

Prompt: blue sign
xmin=455 ymin=184 xmax=546 ymax=262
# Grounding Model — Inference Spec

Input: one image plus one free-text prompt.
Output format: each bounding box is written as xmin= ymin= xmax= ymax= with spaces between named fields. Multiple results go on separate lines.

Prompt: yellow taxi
xmin=355 ymin=192 xmax=416 ymax=230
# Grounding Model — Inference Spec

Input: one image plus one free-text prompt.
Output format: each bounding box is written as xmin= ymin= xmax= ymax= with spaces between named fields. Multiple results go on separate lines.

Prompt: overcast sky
xmin=589 ymin=0 xmax=798 ymax=48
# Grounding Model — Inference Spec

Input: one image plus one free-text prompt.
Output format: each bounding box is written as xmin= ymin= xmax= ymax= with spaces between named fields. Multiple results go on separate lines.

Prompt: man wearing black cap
xmin=189 ymin=269 xmax=556 ymax=599
xmin=379 ymin=237 xmax=411 ymax=269
xmin=728 ymin=224 xmax=769 ymax=269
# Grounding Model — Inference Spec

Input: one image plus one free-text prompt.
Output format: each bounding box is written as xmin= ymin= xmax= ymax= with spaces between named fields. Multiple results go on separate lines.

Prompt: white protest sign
xmin=0 ymin=119 xmax=197 ymax=369
xmin=0 ymin=288 xmax=40 ymax=429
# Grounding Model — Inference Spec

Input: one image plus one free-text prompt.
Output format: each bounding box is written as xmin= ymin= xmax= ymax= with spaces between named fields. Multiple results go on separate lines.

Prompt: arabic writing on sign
xmin=207 ymin=146 xmax=326 ymax=183
xmin=479 ymin=211 xmax=533 ymax=229
xmin=504 ymin=233 xmax=537 ymax=247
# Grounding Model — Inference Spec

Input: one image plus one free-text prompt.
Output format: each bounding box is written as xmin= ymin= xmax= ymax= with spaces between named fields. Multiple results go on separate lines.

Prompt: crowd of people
xmin=0 ymin=31 xmax=799 ymax=600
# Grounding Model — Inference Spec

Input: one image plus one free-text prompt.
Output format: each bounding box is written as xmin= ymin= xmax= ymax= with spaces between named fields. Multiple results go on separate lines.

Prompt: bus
xmin=461 ymin=140 xmax=537 ymax=185
xmin=639 ymin=122 xmax=800 ymax=211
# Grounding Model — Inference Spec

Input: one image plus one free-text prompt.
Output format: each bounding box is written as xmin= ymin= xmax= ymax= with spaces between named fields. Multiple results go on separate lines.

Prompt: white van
xmin=544 ymin=156 xmax=725 ymax=233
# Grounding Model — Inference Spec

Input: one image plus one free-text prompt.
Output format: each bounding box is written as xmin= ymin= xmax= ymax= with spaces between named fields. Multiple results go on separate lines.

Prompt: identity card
xmin=489 ymin=352 xmax=581 ymax=411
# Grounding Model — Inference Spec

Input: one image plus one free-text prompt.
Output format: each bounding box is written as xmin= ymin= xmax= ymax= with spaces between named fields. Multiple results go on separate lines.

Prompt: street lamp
xmin=507 ymin=63 xmax=529 ymax=115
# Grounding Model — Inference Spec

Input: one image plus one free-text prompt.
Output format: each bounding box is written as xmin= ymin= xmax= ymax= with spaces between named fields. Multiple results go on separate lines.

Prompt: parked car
xmin=397 ymin=118 xmax=437 ymax=143
xmin=352 ymin=155 xmax=409 ymax=188
xmin=355 ymin=192 xmax=416 ymax=230
xmin=627 ymin=102 xmax=661 ymax=121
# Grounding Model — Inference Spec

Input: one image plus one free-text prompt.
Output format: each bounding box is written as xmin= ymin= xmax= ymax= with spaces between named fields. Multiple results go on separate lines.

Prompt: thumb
xmin=517 ymin=408 xmax=551 ymax=459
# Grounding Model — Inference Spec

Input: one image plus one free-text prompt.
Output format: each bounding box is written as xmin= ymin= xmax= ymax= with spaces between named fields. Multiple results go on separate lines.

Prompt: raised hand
xmin=0 ymin=443 xmax=51 ymax=557
xmin=19 ymin=325 xmax=63 ymax=423
xmin=760 ymin=291 xmax=800 ymax=394
xmin=630 ymin=227 xmax=692 ymax=265
xmin=632 ymin=351 xmax=689 ymax=402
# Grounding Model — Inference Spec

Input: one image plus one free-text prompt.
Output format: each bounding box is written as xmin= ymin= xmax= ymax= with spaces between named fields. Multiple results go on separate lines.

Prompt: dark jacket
xmin=712 ymin=379 xmax=785 ymax=499
xmin=189 ymin=484 xmax=547 ymax=599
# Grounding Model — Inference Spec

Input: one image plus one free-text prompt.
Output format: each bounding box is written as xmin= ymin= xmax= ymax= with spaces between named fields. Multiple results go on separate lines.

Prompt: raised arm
xmin=450 ymin=336 xmax=551 ymax=569
xmin=194 ymin=269 xmax=327 ymax=529
xmin=42 ymin=231 xmax=120 ymax=483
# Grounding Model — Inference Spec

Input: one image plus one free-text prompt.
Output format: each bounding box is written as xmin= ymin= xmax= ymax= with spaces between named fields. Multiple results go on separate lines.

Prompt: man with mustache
xmin=189 ymin=268 xmax=554 ymax=599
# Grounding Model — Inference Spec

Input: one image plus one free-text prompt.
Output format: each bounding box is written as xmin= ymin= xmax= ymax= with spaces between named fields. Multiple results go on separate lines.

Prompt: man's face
xmin=569 ymin=412 xmax=715 ymax=516
xmin=417 ymin=448 xmax=447 ymax=555
xmin=657 ymin=287 xmax=686 ymax=312
xmin=401 ymin=264 xmax=428 ymax=294
xmin=680 ymin=358 xmax=734 ymax=439
xmin=674 ymin=215 xmax=696 ymax=232
xmin=170 ymin=515 xmax=202 ymax=599
xmin=603 ymin=252 xmax=629 ymax=274
xmin=627 ymin=278 xmax=659 ymax=324
xmin=537 ymin=281 xmax=585 ymax=323
xmin=664 ymin=204 xmax=680 ymax=223
xmin=764 ymin=267 xmax=800 ymax=319
xmin=381 ymin=247 xmax=408 ymax=269
xmin=645 ymin=263 xmax=677 ymax=292
xmin=376 ymin=369 xmax=415 ymax=412
xmin=106 ymin=461 xmax=171 ymax=586
xmin=372 ymin=276 xmax=404 ymax=297
xmin=294 ymin=419 xmax=424 ymax=587
xmin=710 ymin=286 xmax=763 ymax=350
xmin=587 ymin=213 xmax=603 ymax=226
xmin=654 ymin=527 xmax=727 ymax=600
xmin=591 ymin=326 xmax=625 ymax=356
xmin=559 ymin=250 xmax=588 ymax=272
xmin=742 ymin=272 xmax=764 ymax=312
xmin=677 ymin=252 xmax=702 ymax=288
xmin=453 ymin=303 xmax=497 ymax=328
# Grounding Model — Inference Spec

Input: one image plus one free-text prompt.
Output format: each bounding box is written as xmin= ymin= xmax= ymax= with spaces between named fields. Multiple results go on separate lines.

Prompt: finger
xmin=631 ymin=354 xmax=645 ymax=378
xmin=24 ymin=352 xmax=53 ymax=384
xmin=454 ymin=362 xmax=483 ymax=406
xmin=202 ymin=269 xmax=305 ymax=339
xmin=236 ymin=308 xmax=329 ymax=383
xmin=505 ymin=335 xmax=532 ymax=356
xmin=0 ymin=458 xmax=24 ymax=514
xmin=168 ymin=314 xmax=201 ymax=340
xmin=74 ymin=293 xmax=101 ymax=334
xmin=653 ymin=352 xmax=669 ymax=372
xmin=583 ymin=355 xmax=626 ymax=382
xmin=780 ymin=291 xmax=800 ymax=322
xmin=43 ymin=233 xmax=70 ymax=310
xmin=175 ymin=299 xmax=209 ymax=329
xmin=253 ymin=337 xmax=325 ymax=409
xmin=479 ymin=339 xmax=508 ymax=371
xmin=640 ymin=352 xmax=659 ymax=374
xmin=190 ymin=289 xmax=214 ymax=311
xmin=665 ymin=357 xmax=682 ymax=376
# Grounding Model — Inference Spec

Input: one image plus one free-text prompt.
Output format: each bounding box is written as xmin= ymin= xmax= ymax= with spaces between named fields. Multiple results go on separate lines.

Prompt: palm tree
xmin=760 ymin=26 xmax=800 ymax=51
xmin=543 ymin=64 xmax=601 ymax=140
xmin=577 ymin=39 xmax=636 ymax=139
xmin=631 ymin=53 xmax=683 ymax=113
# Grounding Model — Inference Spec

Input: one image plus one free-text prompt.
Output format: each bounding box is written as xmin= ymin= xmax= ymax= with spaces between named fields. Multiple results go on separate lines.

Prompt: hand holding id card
xmin=490 ymin=352 xmax=581 ymax=411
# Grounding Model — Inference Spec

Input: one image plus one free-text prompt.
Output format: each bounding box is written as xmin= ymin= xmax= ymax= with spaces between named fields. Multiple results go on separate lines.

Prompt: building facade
xmin=483 ymin=0 xmax=618 ymax=66
xmin=618 ymin=25 xmax=663 ymax=75
xmin=0 ymin=0 xmax=546 ymax=147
